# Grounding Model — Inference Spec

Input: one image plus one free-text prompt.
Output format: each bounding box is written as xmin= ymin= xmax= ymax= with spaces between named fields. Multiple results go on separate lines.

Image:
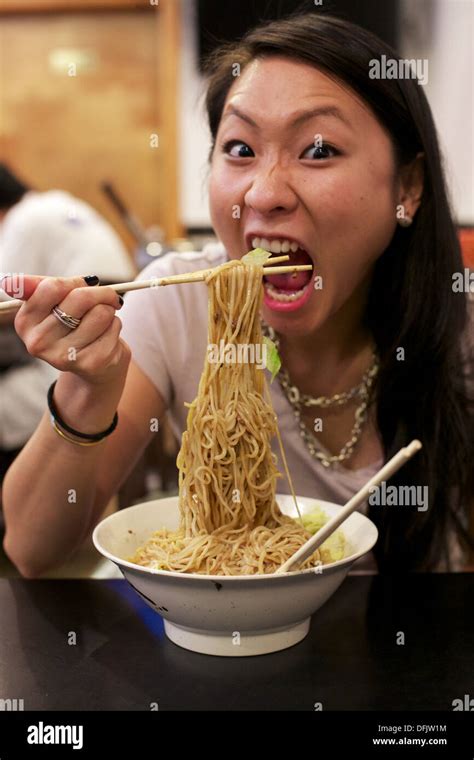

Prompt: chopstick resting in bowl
xmin=275 ymin=439 xmax=423 ymax=574
xmin=0 ymin=254 xmax=309 ymax=314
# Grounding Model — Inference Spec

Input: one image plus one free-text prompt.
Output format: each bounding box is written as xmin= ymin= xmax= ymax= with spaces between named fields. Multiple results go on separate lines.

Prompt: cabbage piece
xmin=300 ymin=505 xmax=346 ymax=562
xmin=242 ymin=247 xmax=273 ymax=266
xmin=262 ymin=336 xmax=281 ymax=382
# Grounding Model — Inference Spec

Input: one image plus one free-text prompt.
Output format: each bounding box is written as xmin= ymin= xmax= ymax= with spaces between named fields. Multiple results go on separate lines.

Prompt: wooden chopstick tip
xmin=405 ymin=439 xmax=422 ymax=456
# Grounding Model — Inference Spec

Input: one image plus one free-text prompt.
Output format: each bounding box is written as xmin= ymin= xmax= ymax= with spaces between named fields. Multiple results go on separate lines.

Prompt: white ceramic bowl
xmin=93 ymin=495 xmax=378 ymax=657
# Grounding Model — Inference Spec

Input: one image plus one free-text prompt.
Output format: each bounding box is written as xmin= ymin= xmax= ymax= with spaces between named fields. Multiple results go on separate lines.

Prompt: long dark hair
xmin=203 ymin=12 xmax=474 ymax=571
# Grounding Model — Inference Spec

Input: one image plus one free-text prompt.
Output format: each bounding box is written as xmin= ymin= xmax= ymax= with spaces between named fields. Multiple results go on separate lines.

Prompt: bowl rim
xmin=92 ymin=495 xmax=378 ymax=582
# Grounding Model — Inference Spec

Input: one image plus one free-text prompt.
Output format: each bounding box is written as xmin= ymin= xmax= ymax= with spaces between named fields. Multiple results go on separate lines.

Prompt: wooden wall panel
xmin=0 ymin=1 xmax=151 ymax=14
xmin=0 ymin=2 xmax=181 ymax=250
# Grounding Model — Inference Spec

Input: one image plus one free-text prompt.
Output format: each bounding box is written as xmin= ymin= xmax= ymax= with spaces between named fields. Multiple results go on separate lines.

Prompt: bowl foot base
xmin=163 ymin=618 xmax=310 ymax=657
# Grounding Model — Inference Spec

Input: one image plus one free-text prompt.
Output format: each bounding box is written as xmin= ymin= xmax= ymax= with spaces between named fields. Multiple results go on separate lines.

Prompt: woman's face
xmin=209 ymin=56 xmax=400 ymax=338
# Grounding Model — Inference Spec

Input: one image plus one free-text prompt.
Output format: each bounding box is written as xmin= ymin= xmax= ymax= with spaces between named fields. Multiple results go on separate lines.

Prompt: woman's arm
xmin=2 ymin=360 xmax=166 ymax=577
xmin=0 ymin=272 xmax=168 ymax=577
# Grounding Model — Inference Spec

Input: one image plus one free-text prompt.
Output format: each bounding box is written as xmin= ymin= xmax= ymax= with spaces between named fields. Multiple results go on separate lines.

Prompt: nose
xmin=244 ymin=162 xmax=298 ymax=216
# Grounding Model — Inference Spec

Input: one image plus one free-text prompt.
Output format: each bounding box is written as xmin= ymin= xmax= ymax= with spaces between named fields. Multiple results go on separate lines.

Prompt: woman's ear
xmin=397 ymin=152 xmax=425 ymax=221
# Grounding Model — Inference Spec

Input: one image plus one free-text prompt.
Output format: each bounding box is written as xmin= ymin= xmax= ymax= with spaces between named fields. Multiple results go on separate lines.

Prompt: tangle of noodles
xmin=129 ymin=259 xmax=344 ymax=574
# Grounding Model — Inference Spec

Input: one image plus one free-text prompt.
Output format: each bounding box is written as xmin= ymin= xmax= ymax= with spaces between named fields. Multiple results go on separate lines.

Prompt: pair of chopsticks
xmin=275 ymin=440 xmax=423 ymax=573
xmin=0 ymin=254 xmax=309 ymax=314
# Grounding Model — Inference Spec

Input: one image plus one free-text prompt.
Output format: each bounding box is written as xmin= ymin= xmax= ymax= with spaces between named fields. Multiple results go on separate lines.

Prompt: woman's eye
xmin=300 ymin=143 xmax=338 ymax=160
xmin=222 ymin=140 xmax=254 ymax=158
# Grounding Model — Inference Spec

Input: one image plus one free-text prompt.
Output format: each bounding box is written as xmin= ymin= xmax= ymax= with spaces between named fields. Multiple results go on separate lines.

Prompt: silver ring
xmin=51 ymin=305 xmax=82 ymax=330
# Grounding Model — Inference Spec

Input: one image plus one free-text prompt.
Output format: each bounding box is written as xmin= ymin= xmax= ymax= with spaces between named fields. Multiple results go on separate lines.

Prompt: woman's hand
xmin=1 ymin=274 xmax=163 ymax=578
xmin=2 ymin=274 xmax=131 ymax=386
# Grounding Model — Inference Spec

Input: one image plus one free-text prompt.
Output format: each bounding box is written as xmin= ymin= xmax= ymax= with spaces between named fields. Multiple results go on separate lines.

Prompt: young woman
xmin=2 ymin=13 xmax=473 ymax=576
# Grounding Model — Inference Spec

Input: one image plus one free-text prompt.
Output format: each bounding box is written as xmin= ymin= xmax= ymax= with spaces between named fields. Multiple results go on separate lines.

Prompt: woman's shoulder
xmin=120 ymin=239 xmax=227 ymax=354
xmin=134 ymin=241 xmax=227 ymax=281
xmin=119 ymin=241 xmax=227 ymax=407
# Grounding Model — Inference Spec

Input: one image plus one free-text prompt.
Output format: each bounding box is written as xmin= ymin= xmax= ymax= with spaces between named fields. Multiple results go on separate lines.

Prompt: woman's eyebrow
xmin=222 ymin=104 xmax=352 ymax=130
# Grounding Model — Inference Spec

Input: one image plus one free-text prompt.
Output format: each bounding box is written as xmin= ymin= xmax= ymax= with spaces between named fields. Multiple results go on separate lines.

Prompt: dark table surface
xmin=0 ymin=575 xmax=472 ymax=711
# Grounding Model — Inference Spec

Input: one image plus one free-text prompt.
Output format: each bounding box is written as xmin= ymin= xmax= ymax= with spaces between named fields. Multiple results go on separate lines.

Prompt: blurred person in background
xmin=0 ymin=163 xmax=136 ymax=505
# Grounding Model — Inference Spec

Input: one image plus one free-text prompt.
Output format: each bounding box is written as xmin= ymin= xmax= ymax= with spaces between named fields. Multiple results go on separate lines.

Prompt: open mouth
xmin=247 ymin=235 xmax=315 ymax=312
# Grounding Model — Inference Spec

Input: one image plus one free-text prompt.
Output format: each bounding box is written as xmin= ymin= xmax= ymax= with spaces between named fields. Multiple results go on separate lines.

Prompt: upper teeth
xmin=251 ymin=237 xmax=300 ymax=254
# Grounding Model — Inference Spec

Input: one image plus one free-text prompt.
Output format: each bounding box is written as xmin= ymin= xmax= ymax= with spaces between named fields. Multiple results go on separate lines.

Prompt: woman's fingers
xmin=7 ymin=277 xmax=130 ymax=383
xmin=71 ymin=317 xmax=127 ymax=378
xmin=15 ymin=278 xmax=121 ymax=340
xmin=43 ymin=284 xmax=122 ymax=344
xmin=25 ymin=303 xmax=119 ymax=362
xmin=55 ymin=282 xmax=122 ymax=321
xmin=13 ymin=275 xmax=94 ymax=334
xmin=16 ymin=276 xmax=118 ymax=324
xmin=11 ymin=273 xmax=129 ymax=382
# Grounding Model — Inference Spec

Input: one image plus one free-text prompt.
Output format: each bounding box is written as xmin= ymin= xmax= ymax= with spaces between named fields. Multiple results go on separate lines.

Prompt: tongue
xmin=264 ymin=249 xmax=313 ymax=291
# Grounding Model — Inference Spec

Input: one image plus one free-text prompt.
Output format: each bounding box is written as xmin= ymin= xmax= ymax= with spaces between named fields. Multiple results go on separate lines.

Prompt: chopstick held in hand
xmin=0 ymin=255 xmax=311 ymax=314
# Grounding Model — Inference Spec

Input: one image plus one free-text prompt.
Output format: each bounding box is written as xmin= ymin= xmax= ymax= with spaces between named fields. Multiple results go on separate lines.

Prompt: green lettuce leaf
xmin=242 ymin=247 xmax=272 ymax=266
xmin=262 ymin=336 xmax=281 ymax=382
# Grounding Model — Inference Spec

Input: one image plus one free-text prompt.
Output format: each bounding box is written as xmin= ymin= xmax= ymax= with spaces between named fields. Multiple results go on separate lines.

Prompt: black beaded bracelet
xmin=47 ymin=381 xmax=118 ymax=441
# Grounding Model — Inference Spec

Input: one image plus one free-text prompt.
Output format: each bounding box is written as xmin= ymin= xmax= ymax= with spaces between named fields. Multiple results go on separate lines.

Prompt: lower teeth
xmin=264 ymin=282 xmax=306 ymax=302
